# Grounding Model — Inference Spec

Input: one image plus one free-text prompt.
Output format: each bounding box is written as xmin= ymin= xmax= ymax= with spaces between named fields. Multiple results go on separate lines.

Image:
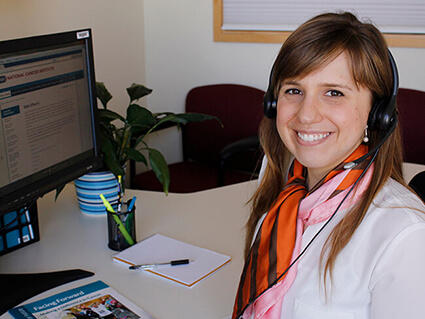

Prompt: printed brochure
xmin=8 ymin=281 xmax=153 ymax=319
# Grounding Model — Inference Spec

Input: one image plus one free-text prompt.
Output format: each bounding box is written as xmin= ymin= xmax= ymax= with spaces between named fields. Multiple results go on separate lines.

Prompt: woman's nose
xmin=296 ymin=94 xmax=323 ymax=124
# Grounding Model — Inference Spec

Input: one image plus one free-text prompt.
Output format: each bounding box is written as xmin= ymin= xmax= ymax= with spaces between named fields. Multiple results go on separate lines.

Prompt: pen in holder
xmin=107 ymin=200 xmax=136 ymax=251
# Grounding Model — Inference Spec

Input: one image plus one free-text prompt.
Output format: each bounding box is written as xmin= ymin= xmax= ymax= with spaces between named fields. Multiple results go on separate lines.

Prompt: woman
xmin=233 ymin=12 xmax=425 ymax=319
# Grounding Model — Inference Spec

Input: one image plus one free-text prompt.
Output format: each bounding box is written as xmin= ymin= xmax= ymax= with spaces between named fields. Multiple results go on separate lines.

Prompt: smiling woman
xmin=232 ymin=11 xmax=425 ymax=319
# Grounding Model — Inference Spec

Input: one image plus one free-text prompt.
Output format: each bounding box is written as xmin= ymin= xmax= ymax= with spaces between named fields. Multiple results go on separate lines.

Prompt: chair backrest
xmin=183 ymin=84 xmax=265 ymax=165
xmin=397 ymin=88 xmax=425 ymax=165
xmin=409 ymin=171 xmax=425 ymax=202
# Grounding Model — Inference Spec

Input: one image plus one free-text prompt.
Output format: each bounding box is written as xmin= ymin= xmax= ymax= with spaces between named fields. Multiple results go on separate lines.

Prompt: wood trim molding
xmin=213 ymin=0 xmax=425 ymax=48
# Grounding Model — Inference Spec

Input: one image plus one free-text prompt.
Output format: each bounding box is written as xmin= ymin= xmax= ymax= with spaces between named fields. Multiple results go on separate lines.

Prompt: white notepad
xmin=113 ymin=233 xmax=231 ymax=287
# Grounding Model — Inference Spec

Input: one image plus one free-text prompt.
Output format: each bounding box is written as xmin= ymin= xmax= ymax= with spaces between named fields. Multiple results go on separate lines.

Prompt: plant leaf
xmin=104 ymin=154 xmax=125 ymax=177
xmin=126 ymin=84 xmax=153 ymax=103
xmin=98 ymin=109 xmax=126 ymax=123
xmin=133 ymin=114 xmax=176 ymax=147
xmin=153 ymin=112 xmax=174 ymax=117
xmin=172 ymin=113 xmax=222 ymax=126
xmin=55 ymin=184 xmax=66 ymax=201
xmin=125 ymin=148 xmax=147 ymax=166
xmin=148 ymin=148 xmax=169 ymax=194
xmin=98 ymin=123 xmax=118 ymax=150
xmin=127 ymin=104 xmax=156 ymax=127
xmin=101 ymin=136 xmax=124 ymax=176
xmin=153 ymin=112 xmax=221 ymax=126
xmin=96 ymin=82 xmax=113 ymax=109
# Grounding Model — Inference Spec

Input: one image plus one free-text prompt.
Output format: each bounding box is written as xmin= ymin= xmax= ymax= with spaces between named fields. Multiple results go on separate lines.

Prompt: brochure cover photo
xmin=8 ymin=281 xmax=153 ymax=319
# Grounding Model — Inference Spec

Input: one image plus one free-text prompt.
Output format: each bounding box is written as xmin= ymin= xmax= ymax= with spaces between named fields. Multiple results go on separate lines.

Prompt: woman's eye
xmin=285 ymin=88 xmax=302 ymax=95
xmin=325 ymin=90 xmax=343 ymax=97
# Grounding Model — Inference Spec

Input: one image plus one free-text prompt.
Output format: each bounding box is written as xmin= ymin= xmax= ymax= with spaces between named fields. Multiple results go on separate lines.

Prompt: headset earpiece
xmin=368 ymin=96 xmax=397 ymax=131
xmin=263 ymin=63 xmax=278 ymax=118
xmin=367 ymin=50 xmax=399 ymax=131
xmin=263 ymin=90 xmax=277 ymax=118
xmin=368 ymin=99 xmax=384 ymax=130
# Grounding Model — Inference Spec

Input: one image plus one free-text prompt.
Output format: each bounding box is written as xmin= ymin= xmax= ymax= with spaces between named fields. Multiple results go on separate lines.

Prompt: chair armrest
xmin=218 ymin=136 xmax=261 ymax=186
xmin=219 ymin=135 xmax=260 ymax=162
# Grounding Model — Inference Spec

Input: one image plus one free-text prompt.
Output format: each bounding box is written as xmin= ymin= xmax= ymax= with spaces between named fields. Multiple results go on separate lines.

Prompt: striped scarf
xmin=232 ymin=144 xmax=369 ymax=318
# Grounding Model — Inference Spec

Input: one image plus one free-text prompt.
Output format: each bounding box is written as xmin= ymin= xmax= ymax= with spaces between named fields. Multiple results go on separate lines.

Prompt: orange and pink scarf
xmin=233 ymin=145 xmax=373 ymax=318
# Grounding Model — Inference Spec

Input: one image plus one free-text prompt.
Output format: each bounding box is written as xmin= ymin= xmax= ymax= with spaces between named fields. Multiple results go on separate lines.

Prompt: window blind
xmin=222 ymin=0 xmax=425 ymax=34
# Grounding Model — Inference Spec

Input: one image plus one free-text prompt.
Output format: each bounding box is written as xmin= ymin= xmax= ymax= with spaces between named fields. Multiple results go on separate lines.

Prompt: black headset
xmin=263 ymin=49 xmax=399 ymax=169
xmin=263 ymin=49 xmax=398 ymax=128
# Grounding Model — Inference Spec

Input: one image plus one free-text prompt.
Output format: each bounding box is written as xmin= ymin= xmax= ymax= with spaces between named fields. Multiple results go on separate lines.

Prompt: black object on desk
xmin=0 ymin=203 xmax=40 ymax=256
xmin=0 ymin=269 xmax=94 ymax=315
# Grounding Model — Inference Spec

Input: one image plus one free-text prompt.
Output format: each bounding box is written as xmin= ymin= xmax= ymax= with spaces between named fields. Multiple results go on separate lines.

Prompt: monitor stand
xmin=0 ymin=268 xmax=94 ymax=315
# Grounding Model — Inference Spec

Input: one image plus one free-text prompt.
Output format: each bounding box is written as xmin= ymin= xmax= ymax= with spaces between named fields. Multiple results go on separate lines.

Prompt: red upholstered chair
xmin=397 ymin=88 xmax=425 ymax=165
xmin=409 ymin=171 xmax=425 ymax=202
xmin=130 ymin=84 xmax=265 ymax=193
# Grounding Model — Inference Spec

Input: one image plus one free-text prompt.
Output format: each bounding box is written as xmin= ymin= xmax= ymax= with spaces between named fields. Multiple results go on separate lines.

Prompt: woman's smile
xmin=296 ymin=131 xmax=332 ymax=144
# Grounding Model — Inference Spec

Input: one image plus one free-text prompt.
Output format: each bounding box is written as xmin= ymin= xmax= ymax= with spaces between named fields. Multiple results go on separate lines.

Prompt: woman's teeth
xmin=297 ymin=132 xmax=330 ymax=142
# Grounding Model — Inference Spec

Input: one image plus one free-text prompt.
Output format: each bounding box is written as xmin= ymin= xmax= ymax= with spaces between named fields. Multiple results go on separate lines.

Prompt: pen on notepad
xmin=129 ymin=259 xmax=191 ymax=270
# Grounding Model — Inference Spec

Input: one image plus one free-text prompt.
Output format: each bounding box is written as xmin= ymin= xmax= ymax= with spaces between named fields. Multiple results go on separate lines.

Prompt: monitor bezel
xmin=0 ymin=29 xmax=102 ymax=213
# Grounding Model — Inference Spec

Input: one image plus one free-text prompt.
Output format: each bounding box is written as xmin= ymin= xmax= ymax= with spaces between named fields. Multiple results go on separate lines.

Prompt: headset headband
xmin=264 ymin=49 xmax=399 ymax=134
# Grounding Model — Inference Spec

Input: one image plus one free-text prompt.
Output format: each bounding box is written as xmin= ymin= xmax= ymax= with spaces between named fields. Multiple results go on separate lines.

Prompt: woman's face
xmin=276 ymin=52 xmax=373 ymax=187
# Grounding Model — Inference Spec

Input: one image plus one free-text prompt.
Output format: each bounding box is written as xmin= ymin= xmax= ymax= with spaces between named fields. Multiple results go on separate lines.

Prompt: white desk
xmin=0 ymin=180 xmax=258 ymax=319
xmin=1 ymin=162 xmax=423 ymax=319
xmin=403 ymin=162 xmax=425 ymax=183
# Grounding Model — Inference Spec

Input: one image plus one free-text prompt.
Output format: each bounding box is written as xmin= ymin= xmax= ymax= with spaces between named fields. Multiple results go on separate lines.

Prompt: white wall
xmin=1 ymin=1 xmax=424 ymax=171
xmin=0 ymin=0 xmax=146 ymax=117
xmin=143 ymin=0 xmax=425 ymax=166
xmin=143 ymin=0 xmax=279 ymax=166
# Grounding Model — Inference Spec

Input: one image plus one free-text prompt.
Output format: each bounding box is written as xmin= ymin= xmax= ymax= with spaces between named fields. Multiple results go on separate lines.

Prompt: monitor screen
xmin=0 ymin=29 xmax=102 ymax=213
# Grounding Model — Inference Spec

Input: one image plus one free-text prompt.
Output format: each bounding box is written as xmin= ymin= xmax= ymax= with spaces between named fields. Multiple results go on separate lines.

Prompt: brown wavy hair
xmin=246 ymin=12 xmax=405 ymax=285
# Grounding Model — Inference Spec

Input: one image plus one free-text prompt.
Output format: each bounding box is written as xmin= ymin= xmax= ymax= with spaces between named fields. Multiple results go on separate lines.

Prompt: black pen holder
xmin=107 ymin=201 xmax=136 ymax=251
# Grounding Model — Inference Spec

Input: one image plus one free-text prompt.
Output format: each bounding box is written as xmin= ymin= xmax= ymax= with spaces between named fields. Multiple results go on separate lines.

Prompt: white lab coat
xmin=249 ymin=177 xmax=425 ymax=318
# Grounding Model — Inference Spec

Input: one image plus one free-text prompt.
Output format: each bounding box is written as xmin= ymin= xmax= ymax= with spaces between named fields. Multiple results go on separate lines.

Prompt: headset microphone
xmin=343 ymin=121 xmax=396 ymax=169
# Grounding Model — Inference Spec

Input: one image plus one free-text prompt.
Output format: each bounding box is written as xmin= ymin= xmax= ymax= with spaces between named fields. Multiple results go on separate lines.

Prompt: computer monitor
xmin=0 ymin=29 xmax=101 ymax=305
xmin=0 ymin=29 xmax=102 ymax=215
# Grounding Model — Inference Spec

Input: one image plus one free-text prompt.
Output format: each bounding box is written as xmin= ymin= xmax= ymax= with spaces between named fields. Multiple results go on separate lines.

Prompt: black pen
xmin=129 ymin=259 xmax=191 ymax=270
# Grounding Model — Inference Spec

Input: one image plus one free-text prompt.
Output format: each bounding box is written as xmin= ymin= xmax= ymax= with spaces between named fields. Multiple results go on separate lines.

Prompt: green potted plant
xmin=73 ymin=82 xmax=217 ymax=215
xmin=97 ymin=82 xmax=217 ymax=192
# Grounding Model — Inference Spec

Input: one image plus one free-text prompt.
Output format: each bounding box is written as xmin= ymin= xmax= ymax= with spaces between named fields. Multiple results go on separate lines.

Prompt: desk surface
xmin=1 ymin=162 xmax=423 ymax=319
xmin=0 ymin=180 xmax=258 ymax=319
